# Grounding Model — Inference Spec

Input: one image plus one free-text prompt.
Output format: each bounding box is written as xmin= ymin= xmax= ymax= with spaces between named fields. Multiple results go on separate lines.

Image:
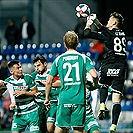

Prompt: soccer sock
xmin=112 ymin=103 xmax=121 ymax=125
xmin=100 ymin=85 xmax=108 ymax=103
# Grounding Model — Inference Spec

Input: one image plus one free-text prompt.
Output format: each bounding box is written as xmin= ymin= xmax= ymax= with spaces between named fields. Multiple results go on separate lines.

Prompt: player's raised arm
xmin=0 ymin=80 xmax=6 ymax=87
xmin=85 ymin=14 xmax=103 ymax=29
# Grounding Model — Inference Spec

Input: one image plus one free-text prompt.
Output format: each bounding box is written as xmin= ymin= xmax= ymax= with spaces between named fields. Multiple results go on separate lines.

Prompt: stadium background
xmin=0 ymin=0 xmax=132 ymax=45
xmin=0 ymin=0 xmax=133 ymax=133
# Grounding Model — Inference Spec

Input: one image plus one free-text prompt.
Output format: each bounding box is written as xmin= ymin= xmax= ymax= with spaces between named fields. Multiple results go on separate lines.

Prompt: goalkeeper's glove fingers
xmin=86 ymin=16 xmax=93 ymax=25
xmin=90 ymin=13 xmax=97 ymax=21
xmin=90 ymin=14 xmax=103 ymax=29
xmin=86 ymin=13 xmax=97 ymax=25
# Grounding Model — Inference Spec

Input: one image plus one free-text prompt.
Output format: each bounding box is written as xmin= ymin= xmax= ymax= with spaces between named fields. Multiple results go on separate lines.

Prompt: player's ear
xmin=9 ymin=67 xmax=14 ymax=75
xmin=64 ymin=43 xmax=66 ymax=47
xmin=10 ymin=69 xmax=14 ymax=75
xmin=113 ymin=21 xmax=116 ymax=26
xmin=44 ymin=62 xmax=47 ymax=67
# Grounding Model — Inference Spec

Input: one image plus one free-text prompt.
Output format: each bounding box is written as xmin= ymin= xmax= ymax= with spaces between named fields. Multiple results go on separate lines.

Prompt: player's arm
xmin=0 ymin=81 xmax=16 ymax=110
xmin=88 ymin=68 xmax=99 ymax=88
xmin=93 ymin=18 xmax=103 ymax=29
xmin=92 ymin=14 xmax=103 ymax=29
xmin=85 ymin=14 xmax=103 ymax=29
xmin=45 ymin=75 xmax=53 ymax=100
xmin=52 ymin=80 xmax=61 ymax=88
xmin=84 ymin=25 xmax=108 ymax=42
xmin=25 ymin=86 xmax=38 ymax=96
xmin=9 ymin=102 xmax=16 ymax=110
xmin=13 ymin=85 xmax=38 ymax=97
xmin=0 ymin=80 xmax=7 ymax=96
xmin=14 ymin=75 xmax=38 ymax=97
xmin=0 ymin=89 xmax=6 ymax=96
xmin=44 ymin=74 xmax=54 ymax=109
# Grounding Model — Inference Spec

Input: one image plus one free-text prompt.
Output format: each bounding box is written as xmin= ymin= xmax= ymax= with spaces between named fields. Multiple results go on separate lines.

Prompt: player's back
xmin=53 ymin=50 xmax=92 ymax=105
xmin=101 ymin=28 xmax=127 ymax=64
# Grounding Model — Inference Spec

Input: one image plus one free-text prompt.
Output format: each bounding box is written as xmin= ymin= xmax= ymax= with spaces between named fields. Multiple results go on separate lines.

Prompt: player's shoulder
xmin=30 ymin=71 xmax=38 ymax=77
xmin=5 ymin=76 xmax=12 ymax=82
xmin=46 ymin=69 xmax=51 ymax=74
xmin=55 ymin=50 xmax=90 ymax=63
xmin=23 ymin=73 xmax=33 ymax=79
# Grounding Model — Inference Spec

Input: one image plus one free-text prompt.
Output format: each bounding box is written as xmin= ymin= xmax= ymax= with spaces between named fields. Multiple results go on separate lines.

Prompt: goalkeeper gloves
xmin=86 ymin=13 xmax=97 ymax=25
xmin=90 ymin=13 xmax=97 ymax=21
xmin=90 ymin=13 xmax=103 ymax=29
xmin=86 ymin=13 xmax=103 ymax=29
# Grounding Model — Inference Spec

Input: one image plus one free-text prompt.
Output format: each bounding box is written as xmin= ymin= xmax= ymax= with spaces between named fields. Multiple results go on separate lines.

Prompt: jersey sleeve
xmin=30 ymin=71 xmax=37 ymax=80
xmin=49 ymin=60 xmax=58 ymax=77
xmin=85 ymin=56 xmax=95 ymax=71
xmin=25 ymin=74 xmax=36 ymax=90
xmin=84 ymin=28 xmax=109 ymax=42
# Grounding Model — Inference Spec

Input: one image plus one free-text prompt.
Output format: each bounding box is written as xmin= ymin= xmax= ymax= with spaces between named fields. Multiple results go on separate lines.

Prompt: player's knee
xmin=91 ymin=130 xmax=100 ymax=133
xmin=112 ymin=93 xmax=122 ymax=103
xmin=47 ymin=124 xmax=54 ymax=133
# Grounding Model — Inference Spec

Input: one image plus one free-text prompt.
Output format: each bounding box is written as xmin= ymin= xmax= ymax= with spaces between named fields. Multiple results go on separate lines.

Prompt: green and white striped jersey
xmin=5 ymin=74 xmax=38 ymax=115
xmin=86 ymin=89 xmax=93 ymax=114
xmin=31 ymin=69 xmax=59 ymax=103
xmin=49 ymin=50 xmax=95 ymax=104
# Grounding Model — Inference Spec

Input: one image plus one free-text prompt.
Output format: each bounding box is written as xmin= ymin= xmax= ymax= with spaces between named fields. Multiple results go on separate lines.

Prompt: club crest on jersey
xmin=107 ymin=69 xmax=120 ymax=76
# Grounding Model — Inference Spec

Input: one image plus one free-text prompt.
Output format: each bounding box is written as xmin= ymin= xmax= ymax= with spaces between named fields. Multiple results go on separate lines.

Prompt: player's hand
xmin=34 ymin=92 xmax=43 ymax=97
xmin=90 ymin=13 xmax=97 ymax=21
xmin=9 ymin=102 xmax=16 ymax=110
xmin=86 ymin=81 xmax=99 ymax=91
xmin=86 ymin=13 xmax=97 ymax=26
xmin=89 ymin=14 xmax=103 ymax=29
xmin=0 ymin=80 xmax=6 ymax=87
xmin=44 ymin=99 xmax=50 ymax=110
xmin=13 ymin=90 xmax=26 ymax=97
xmin=86 ymin=16 xmax=93 ymax=25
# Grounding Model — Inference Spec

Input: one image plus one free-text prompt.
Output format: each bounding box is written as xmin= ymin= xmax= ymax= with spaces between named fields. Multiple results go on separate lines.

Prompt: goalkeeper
xmin=84 ymin=12 xmax=127 ymax=133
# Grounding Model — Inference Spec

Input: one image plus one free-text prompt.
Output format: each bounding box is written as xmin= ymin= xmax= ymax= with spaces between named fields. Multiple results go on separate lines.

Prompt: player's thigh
xmin=54 ymin=126 xmax=68 ymax=133
xmin=47 ymin=102 xmax=57 ymax=123
xmin=73 ymin=126 xmax=84 ymax=133
xmin=112 ymin=65 xmax=125 ymax=93
xmin=12 ymin=131 xmax=21 ymax=133
xmin=56 ymin=104 xmax=85 ymax=127
xmin=71 ymin=104 xmax=85 ymax=127
xmin=11 ymin=114 xmax=27 ymax=132
xmin=28 ymin=109 xmax=40 ymax=132
xmin=99 ymin=64 xmax=113 ymax=85
xmin=38 ymin=103 xmax=47 ymax=132
xmin=55 ymin=104 xmax=71 ymax=127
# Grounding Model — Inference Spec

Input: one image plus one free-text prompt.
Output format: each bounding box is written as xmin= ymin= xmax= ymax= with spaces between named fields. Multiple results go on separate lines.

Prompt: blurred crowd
xmin=4 ymin=15 xmax=35 ymax=48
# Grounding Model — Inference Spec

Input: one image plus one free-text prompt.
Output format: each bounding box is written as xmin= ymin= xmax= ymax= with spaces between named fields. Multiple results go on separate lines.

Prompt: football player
xmin=84 ymin=12 xmax=127 ymax=133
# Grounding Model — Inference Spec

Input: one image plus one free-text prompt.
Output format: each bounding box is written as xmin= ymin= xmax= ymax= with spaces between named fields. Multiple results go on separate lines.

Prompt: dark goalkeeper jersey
xmin=84 ymin=27 xmax=127 ymax=64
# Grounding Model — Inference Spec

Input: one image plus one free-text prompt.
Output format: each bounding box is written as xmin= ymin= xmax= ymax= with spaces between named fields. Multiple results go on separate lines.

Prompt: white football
xmin=75 ymin=3 xmax=90 ymax=18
